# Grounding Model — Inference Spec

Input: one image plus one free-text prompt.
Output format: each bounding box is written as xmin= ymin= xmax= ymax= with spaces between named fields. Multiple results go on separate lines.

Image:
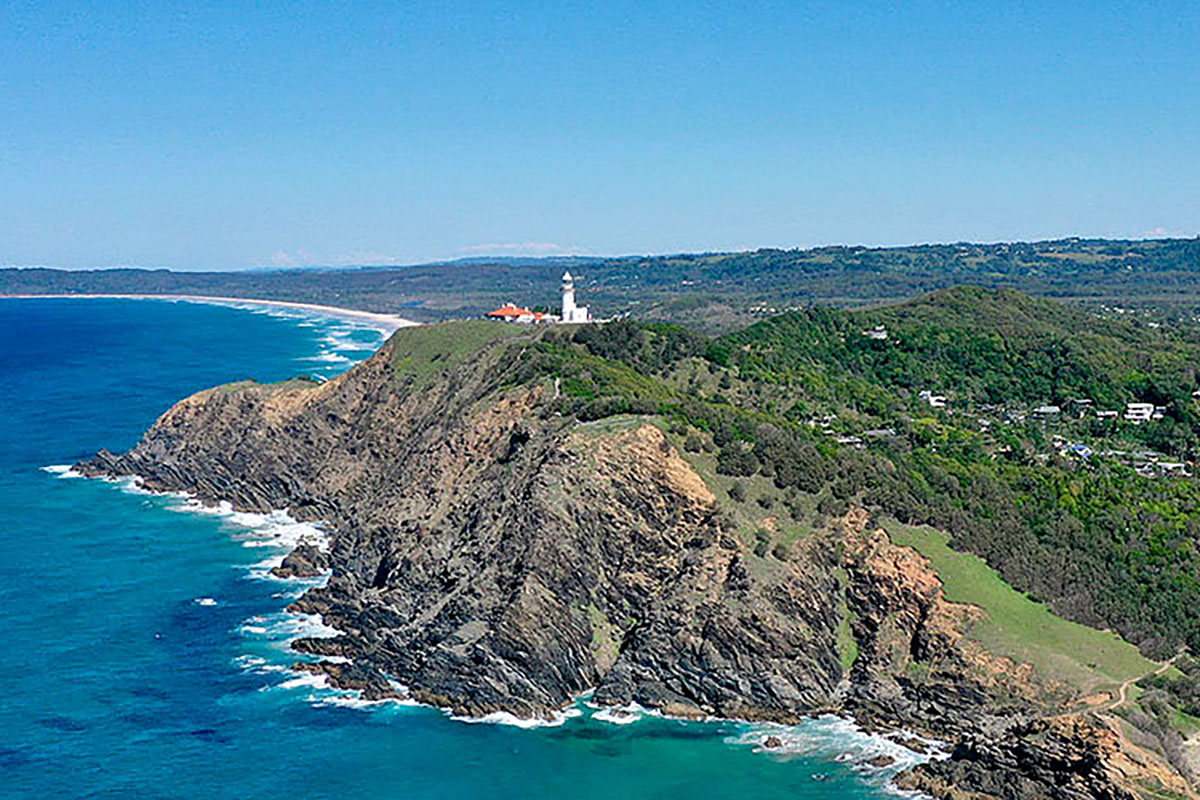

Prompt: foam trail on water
xmin=36 ymin=302 xmax=403 ymax=713
xmin=163 ymin=498 xmax=331 ymax=557
xmin=298 ymin=352 xmax=354 ymax=364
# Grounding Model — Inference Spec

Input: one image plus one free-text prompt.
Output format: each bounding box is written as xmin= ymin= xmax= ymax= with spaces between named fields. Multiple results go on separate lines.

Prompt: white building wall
xmin=561 ymin=271 xmax=590 ymax=323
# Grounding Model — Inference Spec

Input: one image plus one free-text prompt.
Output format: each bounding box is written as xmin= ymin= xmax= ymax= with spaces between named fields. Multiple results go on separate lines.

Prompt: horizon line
xmin=4 ymin=232 xmax=1198 ymax=273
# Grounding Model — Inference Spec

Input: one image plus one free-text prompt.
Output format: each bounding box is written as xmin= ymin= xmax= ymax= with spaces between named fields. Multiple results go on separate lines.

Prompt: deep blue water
xmin=0 ymin=298 xmax=923 ymax=799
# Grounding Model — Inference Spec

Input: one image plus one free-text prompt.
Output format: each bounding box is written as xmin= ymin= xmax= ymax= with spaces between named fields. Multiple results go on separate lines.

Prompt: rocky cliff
xmin=80 ymin=322 xmax=1196 ymax=799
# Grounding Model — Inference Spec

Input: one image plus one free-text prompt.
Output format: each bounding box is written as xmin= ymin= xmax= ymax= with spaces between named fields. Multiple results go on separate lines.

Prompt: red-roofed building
xmin=486 ymin=304 xmax=548 ymax=323
xmin=485 ymin=272 xmax=595 ymax=324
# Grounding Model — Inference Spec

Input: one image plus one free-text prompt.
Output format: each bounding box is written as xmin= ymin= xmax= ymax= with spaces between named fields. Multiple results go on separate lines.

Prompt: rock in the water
xmin=890 ymin=736 xmax=929 ymax=755
xmin=271 ymin=544 xmax=330 ymax=578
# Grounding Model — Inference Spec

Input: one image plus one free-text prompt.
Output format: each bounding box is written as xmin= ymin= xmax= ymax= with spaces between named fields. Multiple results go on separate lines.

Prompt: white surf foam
xmin=304 ymin=675 xmax=421 ymax=711
xmin=298 ymin=351 xmax=354 ymax=364
xmin=451 ymin=706 xmax=585 ymax=729
xmin=585 ymin=701 xmax=658 ymax=725
xmin=273 ymin=672 xmax=331 ymax=692
xmin=233 ymin=654 xmax=290 ymax=675
xmin=234 ymin=654 xmax=267 ymax=670
xmin=41 ymin=464 xmax=82 ymax=478
xmin=43 ymin=468 xmax=327 ymax=587
xmin=36 ymin=305 xmax=394 ymax=718
xmin=310 ymin=693 xmax=410 ymax=710
xmin=114 ymin=476 xmax=156 ymax=496
xmin=43 ymin=407 xmax=941 ymax=789
xmin=164 ymin=499 xmax=330 ymax=556
xmin=729 ymin=714 xmax=948 ymax=780
xmin=237 ymin=610 xmax=339 ymax=641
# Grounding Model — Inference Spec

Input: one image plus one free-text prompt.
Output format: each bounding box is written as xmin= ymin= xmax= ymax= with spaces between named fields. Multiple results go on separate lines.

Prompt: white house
xmin=1125 ymin=402 xmax=1155 ymax=423
xmin=919 ymin=390 xmax=947 ymax=409
xmin=862 ymin=325 xmax=889 ymax=340
xmin=486 ymin=303 xmax=548 ymax=324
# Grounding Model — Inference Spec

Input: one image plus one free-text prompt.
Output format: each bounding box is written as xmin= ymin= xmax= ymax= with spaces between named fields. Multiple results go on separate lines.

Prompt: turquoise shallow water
xmin=0 ymin=298 xmax=925 ymax=799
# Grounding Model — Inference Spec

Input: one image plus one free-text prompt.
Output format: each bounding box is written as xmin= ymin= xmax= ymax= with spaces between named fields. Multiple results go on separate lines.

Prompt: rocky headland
xmin=79 ymin=322 xmax=1198 ymax=800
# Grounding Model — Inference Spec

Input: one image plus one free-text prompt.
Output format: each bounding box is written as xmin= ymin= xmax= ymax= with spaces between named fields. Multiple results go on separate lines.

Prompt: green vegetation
xmin=376 ymin=289 xmax=1200 ymax=731
xmin=1122 ymin=654 xmax=1200 ymax=786
xmin=833 ymin=574 xmax=861 ymax=673
xmin=657 ymin=419 xmax=816 ymax=547
xmin=836 ymin=615 xmax=859 ymax=672
xmin=702 ymin=289 xmax=1200 ymax=661
xmin=717 ymin=287 xmax=1200 ymax=451
xmin=388 ymin=320 xmax=532 ymax=387
xmin=884 ymin=519 xmax=1155 ymax=690
xmin=583 ymin=604 xmax=622 ymax=670
xmin=455 ymin=292 xmax=1200 ymax=670
xmin=1140 ymin=655 xmax=1200 ymax=720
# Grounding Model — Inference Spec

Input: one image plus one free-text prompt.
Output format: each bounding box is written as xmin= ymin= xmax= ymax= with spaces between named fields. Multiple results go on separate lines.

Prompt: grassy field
xmin=387 ymin=319 xmax=535 ymax=386
xmin=525 ymin=405 xmax=1159 ymax=696
xmin=882 ymin=518 xmax=1157 ymax=693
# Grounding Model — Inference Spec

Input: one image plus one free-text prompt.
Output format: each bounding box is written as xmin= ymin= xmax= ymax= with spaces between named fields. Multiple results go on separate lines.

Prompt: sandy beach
xmin=0 ymin=293 xmax=421 ymax=333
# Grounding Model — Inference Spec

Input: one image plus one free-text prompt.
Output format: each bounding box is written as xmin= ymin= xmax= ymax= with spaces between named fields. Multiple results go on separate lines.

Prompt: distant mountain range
xmin=4 ymin=237 xmax=1199 ymax=331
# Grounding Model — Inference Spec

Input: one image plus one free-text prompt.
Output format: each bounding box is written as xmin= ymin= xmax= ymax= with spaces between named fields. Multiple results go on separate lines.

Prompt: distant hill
xmin=4 ymin=237 xmax=1200 ymax=330
xmin=717 ymin=285 xmax=1200 ymax=412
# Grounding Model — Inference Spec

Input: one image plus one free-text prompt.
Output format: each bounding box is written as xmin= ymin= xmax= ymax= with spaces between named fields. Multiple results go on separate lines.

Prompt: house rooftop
xmin=487 ymin=304 xmax=547 ymax=320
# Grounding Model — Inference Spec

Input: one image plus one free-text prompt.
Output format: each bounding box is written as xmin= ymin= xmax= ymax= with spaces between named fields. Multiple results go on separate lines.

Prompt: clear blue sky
xmin=2 ymin=1 xmax=1197 ymax=270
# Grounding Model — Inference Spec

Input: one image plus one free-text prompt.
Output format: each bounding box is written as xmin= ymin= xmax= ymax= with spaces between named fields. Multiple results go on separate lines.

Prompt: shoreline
xmin=43 ymin=458 xmax=944 ymax=800
xmin=0 ymin=292 xmax=421 ymax=333
xmin=43 ymin=466 xmax=947 ymax=777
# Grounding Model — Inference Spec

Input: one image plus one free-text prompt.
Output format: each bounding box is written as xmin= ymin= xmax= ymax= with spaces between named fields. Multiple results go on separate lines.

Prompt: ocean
xmin=0 ymin=297 xmax=930 ymax=799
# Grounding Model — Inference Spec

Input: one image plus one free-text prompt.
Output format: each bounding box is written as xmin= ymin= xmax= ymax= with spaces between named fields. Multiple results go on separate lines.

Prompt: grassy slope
xmin=882 ymin=518 xmax=1157 ymax=692
xmin=648 ymin=409 xmax=1156 ymax=695
xmin=595 ymin=416 xmax=1158 ymax=696
xmin=387 ymin=319 xmax=536 ymax=386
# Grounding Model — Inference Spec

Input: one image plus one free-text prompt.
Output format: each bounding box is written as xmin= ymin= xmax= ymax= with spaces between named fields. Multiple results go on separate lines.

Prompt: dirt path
xmin=1100 ymin=654 xmax=1181 ymax=715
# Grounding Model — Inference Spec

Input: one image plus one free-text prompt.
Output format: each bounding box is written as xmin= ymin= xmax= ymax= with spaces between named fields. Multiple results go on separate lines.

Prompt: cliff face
xmin=80 ymin=324 xmax=1195 ymax=799
xmin=84 ymin=331 xmax=845 ymax=718
xmin=895 ymin=713 xmax=1197 ymax=800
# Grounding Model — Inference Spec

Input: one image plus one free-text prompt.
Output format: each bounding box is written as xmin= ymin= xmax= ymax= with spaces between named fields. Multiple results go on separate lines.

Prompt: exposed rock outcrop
xmin=271 ymin=544 xmax=329 ymax=578
xmin=895 ymin=714 xmax=1196 ymax=800
xmin=79 ymin=324 xmax=1196 ymax=799
xmin=839 ymin=510 xmax=1058 ymax=733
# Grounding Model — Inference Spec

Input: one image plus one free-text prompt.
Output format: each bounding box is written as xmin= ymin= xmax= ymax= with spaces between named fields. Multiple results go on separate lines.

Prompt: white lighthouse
xmin=560 ymin=271 xmax=590 ymax=323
